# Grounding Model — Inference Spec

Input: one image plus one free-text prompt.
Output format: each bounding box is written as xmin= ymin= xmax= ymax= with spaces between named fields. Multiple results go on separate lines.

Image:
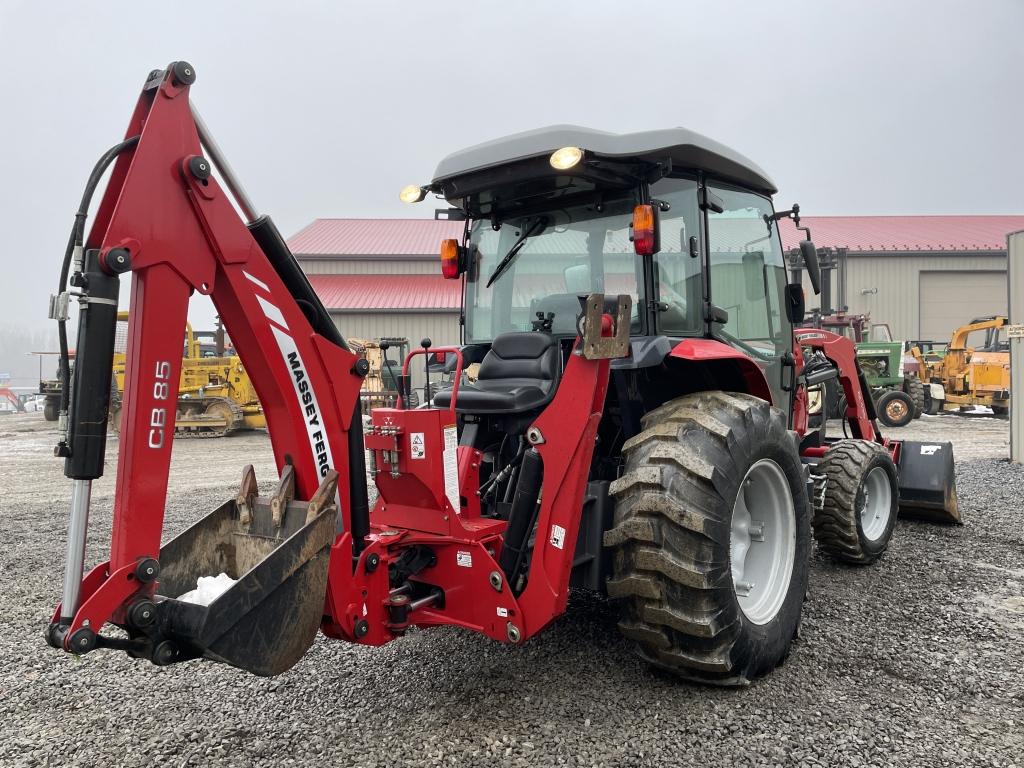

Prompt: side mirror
xmin=800 ymin=239 xmax=821 ymax=296
xmin=784 ymin=283 xmax=805 ymax=324
xmin=563 ymin=263 xmax=591 ymax=294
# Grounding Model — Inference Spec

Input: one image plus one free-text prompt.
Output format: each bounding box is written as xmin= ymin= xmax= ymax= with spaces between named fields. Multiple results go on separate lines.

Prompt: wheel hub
xmin=886 ymin=400 xmax=908 ymax=421
xmin=730 ymin=459 xmax=796 ymax=626
xmin=859 ymin=466 xmax=892 ymax=541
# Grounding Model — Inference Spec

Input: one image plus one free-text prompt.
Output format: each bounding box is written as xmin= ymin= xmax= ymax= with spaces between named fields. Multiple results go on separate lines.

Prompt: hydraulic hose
xmin=56 ymin=135 xmax=139 ymax=428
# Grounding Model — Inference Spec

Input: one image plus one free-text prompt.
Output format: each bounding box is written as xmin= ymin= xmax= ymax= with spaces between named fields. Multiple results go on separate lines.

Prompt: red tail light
xmin=440 ymin=239 xmax=461 ymax=279
xmin=631 ymin=204 xmax=659 ymax=256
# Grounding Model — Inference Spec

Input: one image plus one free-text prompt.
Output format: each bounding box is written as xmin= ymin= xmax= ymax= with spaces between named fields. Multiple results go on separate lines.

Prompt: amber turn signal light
xmin=631 ymin=204 xmax=659 ymax=256
xmin=440 ymin=239 xmax=463 ymax=279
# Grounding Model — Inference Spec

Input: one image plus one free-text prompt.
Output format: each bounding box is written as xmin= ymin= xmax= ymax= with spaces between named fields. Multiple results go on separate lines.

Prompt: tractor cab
xmin=406 ymin=126 xmax=819 ymax=435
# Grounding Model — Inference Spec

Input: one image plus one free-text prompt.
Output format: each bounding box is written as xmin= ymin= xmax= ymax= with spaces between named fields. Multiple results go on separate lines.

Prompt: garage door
xmin=919 ymin=271 xmax=1007 ymax=342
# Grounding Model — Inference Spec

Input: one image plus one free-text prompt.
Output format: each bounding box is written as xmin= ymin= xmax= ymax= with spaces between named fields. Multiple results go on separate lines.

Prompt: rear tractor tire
xmin=905 ymin=377 xmax=925 ymax=419
xmin=876 ymin=389 xmax=914 ymax=428
xmin=42 ymin=399 xmax=58 ymax=422
xmin=606 ymin=391 xmax=810 ymax=686
xmin=812 ymin=440 xmax=898 ymax=565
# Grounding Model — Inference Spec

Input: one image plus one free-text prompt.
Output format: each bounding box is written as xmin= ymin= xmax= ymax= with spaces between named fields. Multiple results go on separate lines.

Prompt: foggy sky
xmin=1 ymin=0 xmax=1021 ymax=343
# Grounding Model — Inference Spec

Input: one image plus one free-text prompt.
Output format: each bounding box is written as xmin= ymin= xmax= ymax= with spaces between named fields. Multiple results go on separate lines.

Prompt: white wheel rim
xmin=729 ymin=459 xmax=797 ymax=626
xmin=860 ymin=466 xmax=892 ymax=541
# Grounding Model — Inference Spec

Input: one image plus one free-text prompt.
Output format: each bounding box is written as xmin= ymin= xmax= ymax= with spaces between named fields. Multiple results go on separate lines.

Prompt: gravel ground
xmin=1 ymin=411 xmax=1022 ymax=767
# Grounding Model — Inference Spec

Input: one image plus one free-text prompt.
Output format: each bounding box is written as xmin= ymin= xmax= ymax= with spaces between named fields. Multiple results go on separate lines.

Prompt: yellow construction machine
xmin=348 ymin=337 xmax=418 ymax=411
xmin=110 ymin=313 xmax=265 ymax=436
xmin=910 ymin=315 xmax=1010 ymax=415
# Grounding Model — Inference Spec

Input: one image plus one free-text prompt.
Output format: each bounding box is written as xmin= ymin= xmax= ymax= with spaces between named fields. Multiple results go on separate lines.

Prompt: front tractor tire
xmin=876 ymin=389 xmax=914 ymax=428
xmin=606 ymin=391 xmax=810 ymax=686
xmin=812 ymin=440 xmax=898 ymax=565
xmin=905 ymin=377 xmax=925 ymax=419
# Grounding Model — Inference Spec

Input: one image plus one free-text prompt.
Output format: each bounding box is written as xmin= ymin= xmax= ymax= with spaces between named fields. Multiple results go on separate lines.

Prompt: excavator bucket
xmin=147 ymin=467 xmax=338 ymax=676
xmin=895 ymin=440 xmax=961 ymax=524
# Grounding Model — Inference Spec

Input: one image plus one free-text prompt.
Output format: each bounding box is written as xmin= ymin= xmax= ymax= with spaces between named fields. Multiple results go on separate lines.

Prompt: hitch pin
xmin=409 ymin=592 xmax=440 ymax=612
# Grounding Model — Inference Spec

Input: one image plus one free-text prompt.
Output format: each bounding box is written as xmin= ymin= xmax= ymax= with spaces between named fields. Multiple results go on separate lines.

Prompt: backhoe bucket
xmin=148 ymin=468 xmax=338 ymax=676
xmin=896 ymin=440 xmax=960 ymax=524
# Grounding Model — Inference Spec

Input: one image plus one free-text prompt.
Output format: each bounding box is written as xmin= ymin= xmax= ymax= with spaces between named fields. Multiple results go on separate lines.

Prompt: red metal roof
xmin=289 ymin=218 xmax=463 ymax=257
xmin=308 ymin=274 xmax=460 ymax=311
xmin=779 ymin=215 xmax=1024 ymax=253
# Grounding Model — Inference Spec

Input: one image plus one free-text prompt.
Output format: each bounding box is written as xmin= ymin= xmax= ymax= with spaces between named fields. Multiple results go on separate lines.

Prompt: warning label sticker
xmin=442 ymin=424 xmax=459 ymax=512
xmin=496 ymin=606 xmax=509 ymax=617
xmin=410 ymin=432 xmax=425 ymax=459
xmin=550 ymin=524 xmax=566 ymax=550
xmin=456 ymin=550 xmax=472 ymax=568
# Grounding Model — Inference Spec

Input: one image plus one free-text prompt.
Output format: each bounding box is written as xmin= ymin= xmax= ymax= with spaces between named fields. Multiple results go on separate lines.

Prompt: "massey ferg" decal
xmin=269 ymin=324 xmax=334 ymax=478
xmin=244 ymin=269 xmax=338 ymax=479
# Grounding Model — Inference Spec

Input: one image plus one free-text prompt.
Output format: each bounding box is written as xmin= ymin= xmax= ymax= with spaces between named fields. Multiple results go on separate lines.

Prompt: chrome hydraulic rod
xmin=60 ymin=479 xmax=92 ymax=621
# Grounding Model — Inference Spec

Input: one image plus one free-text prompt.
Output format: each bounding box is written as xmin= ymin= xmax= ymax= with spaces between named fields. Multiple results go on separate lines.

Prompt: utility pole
xmin=1008 ymin=231 xmax=1024 ymax=463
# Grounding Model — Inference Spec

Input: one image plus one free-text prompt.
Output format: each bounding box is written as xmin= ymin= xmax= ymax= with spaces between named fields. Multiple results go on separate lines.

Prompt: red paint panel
xmin=669 ymin=338 xmax=773 ymax=403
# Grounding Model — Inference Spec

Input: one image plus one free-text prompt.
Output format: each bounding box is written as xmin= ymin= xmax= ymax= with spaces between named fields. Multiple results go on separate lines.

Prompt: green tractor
xmin=808 ymin=312 xmax=936 ymax=427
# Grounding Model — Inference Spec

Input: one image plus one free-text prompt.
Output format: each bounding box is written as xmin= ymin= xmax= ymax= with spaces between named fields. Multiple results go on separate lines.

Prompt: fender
xmin=669 ymin=338 xmax=773 ymax=403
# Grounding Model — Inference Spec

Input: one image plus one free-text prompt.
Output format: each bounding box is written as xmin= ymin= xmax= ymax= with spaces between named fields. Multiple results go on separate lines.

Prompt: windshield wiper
xmin=485 ymin=217 xmax=548 ymax=288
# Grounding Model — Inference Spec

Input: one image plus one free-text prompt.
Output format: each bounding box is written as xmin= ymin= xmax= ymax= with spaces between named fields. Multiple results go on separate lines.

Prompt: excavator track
xmin=174 ymin=397 xmax=245 ymax=438
xmin=110 ymin=396 xmax=244 ymax=438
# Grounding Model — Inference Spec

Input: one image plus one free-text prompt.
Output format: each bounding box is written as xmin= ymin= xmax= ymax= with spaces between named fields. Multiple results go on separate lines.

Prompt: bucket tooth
xmin=236 ymin=464 xmax=258 ymax=526
xmin=305 ymin=470 xmax=339 ymax=524
xmin=270 ymin=464 xmax=296 ymax=528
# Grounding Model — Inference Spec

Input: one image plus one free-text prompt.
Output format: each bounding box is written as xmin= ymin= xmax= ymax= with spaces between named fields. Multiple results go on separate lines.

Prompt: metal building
xmin=288 ymin=219 xmax=463 ymax=387
xmin=782 ymin=215 xmax=1024 ymax=342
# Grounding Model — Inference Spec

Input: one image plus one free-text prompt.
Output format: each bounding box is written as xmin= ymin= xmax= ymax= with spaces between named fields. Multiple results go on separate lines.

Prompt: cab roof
xmin=432 ymin=125 xmax=777 ymax=196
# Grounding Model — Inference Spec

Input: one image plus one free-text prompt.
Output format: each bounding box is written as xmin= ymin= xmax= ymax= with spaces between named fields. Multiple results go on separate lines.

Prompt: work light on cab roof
xmin=399 ymin=184 xmax=427 ymax=204
xmin=548 ymin=145 xmax=583 ymax=170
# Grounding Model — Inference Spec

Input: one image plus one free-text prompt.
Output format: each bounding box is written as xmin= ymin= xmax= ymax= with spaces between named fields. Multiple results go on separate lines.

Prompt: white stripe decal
xmin=257 ymin=294 xmax=289 ymax=331
xmin=243 ymin=270 xmax=271 ymax=292
xmin=270 ymin=324 xmax=335 ymax=479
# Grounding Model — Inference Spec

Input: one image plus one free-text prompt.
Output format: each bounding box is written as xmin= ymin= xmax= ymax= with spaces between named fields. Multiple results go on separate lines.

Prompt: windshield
xmin=464 ymin=193 xmax=644 ymax=342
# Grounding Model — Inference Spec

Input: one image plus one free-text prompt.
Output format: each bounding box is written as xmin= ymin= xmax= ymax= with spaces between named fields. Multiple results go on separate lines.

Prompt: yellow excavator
xmin=348 ymin=337 xmax=420 ymax=411
xmin=910 ymin=315 xmax=1010 ymax=415
xmin=110 ymin=312 xmax=265 ymax=436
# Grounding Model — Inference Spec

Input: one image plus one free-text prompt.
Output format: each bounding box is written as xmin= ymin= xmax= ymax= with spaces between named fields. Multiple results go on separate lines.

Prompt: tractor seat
xmin=434 ymin=332 xmax=559 ymax=414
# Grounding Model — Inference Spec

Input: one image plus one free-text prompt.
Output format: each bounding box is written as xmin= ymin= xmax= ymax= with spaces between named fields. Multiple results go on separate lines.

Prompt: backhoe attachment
xmin=47 ymin=61 xmax=368 ymax=675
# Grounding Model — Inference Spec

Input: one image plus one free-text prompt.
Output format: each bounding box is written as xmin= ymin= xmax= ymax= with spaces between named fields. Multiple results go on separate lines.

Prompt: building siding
xmin=329 ymin=310 xmax=461 ymax=389
xmin=800 ymin=253 xmax=1007 ymax=341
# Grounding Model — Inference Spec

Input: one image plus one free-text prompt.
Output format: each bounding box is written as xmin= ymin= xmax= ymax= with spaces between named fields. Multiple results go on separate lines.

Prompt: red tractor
xmin=46 ymin=63 xmax=959 ymax=686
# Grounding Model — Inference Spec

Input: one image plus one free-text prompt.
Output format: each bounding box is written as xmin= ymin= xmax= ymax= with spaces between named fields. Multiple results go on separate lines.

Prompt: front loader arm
xmin=49 ymin=63 xmax=368 ymax=656
xmin=794 ymin=328 xmax=880 ymax=442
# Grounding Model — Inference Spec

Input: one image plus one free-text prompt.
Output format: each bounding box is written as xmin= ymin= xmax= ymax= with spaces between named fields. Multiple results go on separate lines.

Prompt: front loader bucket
xmin=896 ymin=440 xmax=961 ymax=524
xmin=148 ymin=469 xmax=338 ymax=676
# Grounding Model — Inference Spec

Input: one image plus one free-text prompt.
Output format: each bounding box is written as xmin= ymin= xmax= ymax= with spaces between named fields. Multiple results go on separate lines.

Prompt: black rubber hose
xmin=56 ymin=135 xmax=140 ymax=419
